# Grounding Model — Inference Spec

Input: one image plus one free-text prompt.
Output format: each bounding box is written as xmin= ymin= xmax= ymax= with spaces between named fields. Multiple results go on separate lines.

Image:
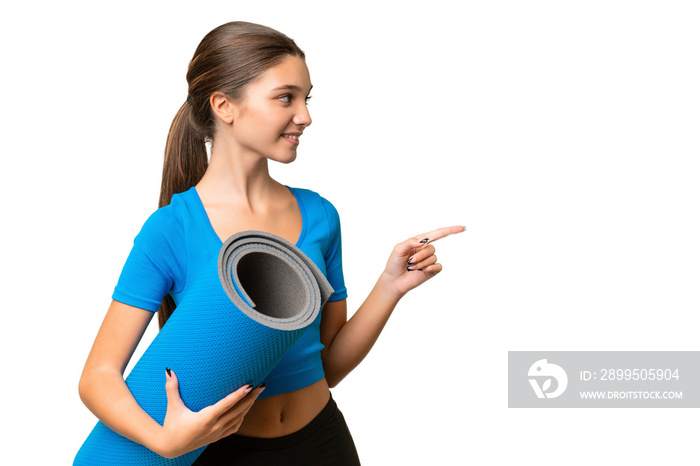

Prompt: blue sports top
xmin=112 ymin=186 xmax=347 ymax=398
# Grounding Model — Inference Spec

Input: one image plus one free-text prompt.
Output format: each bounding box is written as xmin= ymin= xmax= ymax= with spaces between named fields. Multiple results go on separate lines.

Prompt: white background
xmin=2 ymin=1 xmax=699 ymax=464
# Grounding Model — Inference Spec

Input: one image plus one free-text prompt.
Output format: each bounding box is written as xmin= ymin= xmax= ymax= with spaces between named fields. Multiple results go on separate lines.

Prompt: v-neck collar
xmin=188 ymin=185 xmax=307 ymax=247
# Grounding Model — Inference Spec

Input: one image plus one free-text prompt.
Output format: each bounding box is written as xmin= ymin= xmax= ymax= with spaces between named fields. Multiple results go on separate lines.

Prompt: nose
xmin=292 ymin=102 xmax=312 ymax=128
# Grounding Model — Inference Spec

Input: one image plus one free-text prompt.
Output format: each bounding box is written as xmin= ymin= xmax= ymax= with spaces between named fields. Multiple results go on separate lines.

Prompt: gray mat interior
xmin=237 ymin=252 xmax=307 ymax=319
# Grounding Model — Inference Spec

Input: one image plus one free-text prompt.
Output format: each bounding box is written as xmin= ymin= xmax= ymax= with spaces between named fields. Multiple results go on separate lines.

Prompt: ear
xmin=209 ymin=92 xmax=238 ymax=125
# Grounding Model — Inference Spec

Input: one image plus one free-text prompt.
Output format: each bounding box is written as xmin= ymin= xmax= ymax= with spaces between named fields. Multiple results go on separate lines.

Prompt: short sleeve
xmin=112 ymin=206 xmax=187 ymax=312
xmin=320 ymin=197 xmax=348 ymax=302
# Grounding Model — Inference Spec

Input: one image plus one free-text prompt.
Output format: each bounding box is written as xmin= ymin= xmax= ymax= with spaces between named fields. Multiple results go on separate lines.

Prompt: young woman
xmin=78 ymin=21 xmax=464 ymax=465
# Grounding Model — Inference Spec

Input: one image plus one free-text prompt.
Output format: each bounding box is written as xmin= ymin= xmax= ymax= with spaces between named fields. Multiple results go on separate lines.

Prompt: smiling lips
xmin=282 ymin=132 xmax=301 ymax=145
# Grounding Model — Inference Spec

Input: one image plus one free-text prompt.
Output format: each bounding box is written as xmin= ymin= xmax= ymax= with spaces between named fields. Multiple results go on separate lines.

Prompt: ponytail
xmin=159 ymin=102 xmax=208 ymax=209
xmin=157 ymin=101 xmax=208 ymax=328
xmin=155 ymin=21 xmax=305 ymax=328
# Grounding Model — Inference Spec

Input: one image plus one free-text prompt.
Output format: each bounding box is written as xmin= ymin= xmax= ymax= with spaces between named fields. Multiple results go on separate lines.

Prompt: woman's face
xmin=229 ymin=55 xmax=313 ymax=164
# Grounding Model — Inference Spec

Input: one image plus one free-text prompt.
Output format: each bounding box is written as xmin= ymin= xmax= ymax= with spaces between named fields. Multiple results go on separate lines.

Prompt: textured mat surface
xmin=74 ymin=231 xmax=333 ymax=465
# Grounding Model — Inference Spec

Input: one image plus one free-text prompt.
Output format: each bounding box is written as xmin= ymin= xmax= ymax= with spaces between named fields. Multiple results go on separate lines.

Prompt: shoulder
xmin=288 ymin=186 xmax=341 ymax=222
xmin=134 ymin=190 xmax=191 ymax=245
xmin=113 ymin=190 xmax=194 ymax=309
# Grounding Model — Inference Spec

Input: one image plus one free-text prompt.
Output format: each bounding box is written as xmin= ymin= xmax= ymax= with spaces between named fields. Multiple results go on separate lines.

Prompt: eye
xmin=278 ymin=94 xmax=292 ymax=103
xmin=305 ymin=95 xmax=312 ymax=105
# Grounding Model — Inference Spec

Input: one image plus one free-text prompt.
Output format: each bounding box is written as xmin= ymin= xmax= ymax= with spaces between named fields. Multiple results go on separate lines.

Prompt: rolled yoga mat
xmin=74 ymin=231 xmax=334 ymax=465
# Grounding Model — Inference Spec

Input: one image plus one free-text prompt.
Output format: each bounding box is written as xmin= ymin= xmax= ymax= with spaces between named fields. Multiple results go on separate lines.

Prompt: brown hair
xmin=157 ymin=22 xmax=305 ymax=328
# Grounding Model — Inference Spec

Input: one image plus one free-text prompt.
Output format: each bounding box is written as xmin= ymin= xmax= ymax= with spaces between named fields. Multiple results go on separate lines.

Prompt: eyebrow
xmin=271 ymin=84 xmax=313 ymax=93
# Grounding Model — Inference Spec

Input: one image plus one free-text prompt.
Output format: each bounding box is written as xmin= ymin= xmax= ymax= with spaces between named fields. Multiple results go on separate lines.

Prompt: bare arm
xmin=321 ymin=226 xmax=465 ymax=387
xmin=79 ymin=300 xmax=162 ymax=447
xmin=79 ymin=300 xmax=263 ymax=458
xmin=320 ymin=280 xmax=401 ymax=387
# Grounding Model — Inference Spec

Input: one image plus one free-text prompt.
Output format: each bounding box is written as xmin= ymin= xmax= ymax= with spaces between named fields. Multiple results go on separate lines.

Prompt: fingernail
xmin=406 ymin=266 xmax=415 ymax=271
xmin=245 ymin=384 xmax=254 ymax=393
xmin=165 ymin=367 xmax=172 ymax=378
xmin=420 ymin=238 xmax=429 ymax=243
xmin=257 ymin=383 xmax=267 ymax=391
xmin=407 ymin=257 xmax=414 ymax=265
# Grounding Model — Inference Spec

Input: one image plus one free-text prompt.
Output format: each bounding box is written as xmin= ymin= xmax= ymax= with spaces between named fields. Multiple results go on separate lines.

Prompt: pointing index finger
xmin=417 ymin=226 xmax=466 ymax=244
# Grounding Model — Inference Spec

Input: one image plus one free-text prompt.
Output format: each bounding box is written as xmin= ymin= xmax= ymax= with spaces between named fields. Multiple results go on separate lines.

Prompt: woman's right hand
xmin=154 ymin=369 xmax=265 ymax=459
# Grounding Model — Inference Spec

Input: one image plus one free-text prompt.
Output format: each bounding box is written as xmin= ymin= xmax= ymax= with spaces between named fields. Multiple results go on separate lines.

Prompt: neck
xmin=197 ymin=139 xmax=280 ymax=209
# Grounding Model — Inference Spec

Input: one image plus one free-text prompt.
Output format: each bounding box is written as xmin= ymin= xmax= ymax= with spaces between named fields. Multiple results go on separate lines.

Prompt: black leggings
xmin=193 ymin=394 xmax=361 ymax=465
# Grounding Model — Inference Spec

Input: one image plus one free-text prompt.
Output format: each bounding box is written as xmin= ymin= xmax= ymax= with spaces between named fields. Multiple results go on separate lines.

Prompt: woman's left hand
xmin=381 ymin=225 xmax=465 ymax=297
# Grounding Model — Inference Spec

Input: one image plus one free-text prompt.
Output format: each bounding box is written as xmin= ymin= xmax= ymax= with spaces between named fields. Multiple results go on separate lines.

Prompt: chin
xmin=271 ymin=153 xmax=297 ymax=164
